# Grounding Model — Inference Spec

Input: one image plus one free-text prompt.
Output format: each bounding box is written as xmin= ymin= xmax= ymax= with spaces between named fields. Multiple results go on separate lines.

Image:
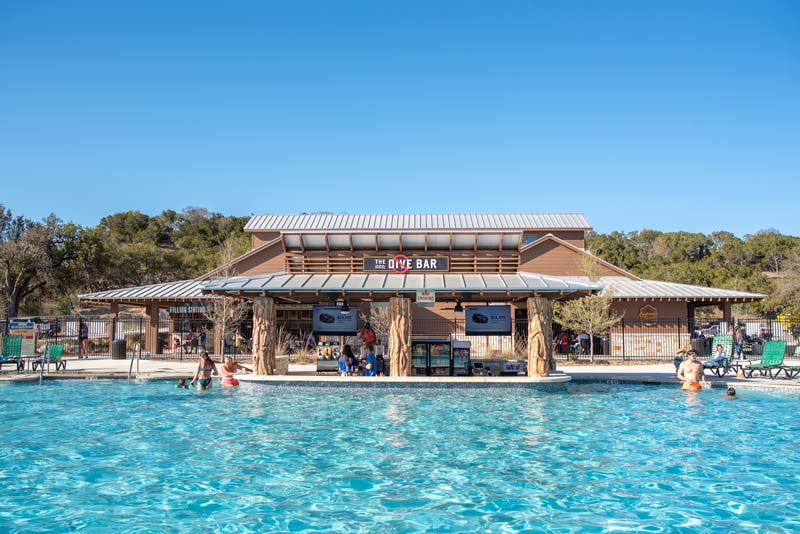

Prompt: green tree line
xmin=586 ymin=229 xmax=800 ymax=316
xmin=1 ymin=203 xmax=798 ymax=318
xmin=1 ymin=204 xmax=249 ymax=318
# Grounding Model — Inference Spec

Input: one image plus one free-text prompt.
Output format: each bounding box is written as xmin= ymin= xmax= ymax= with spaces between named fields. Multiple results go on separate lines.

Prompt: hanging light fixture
xmin=453 ymin=299 xmax=463 ymax=313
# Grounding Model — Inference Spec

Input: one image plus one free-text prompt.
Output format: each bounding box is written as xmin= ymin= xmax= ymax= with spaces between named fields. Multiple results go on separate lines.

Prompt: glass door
xmin=411 ymin=342 xmax=428 ymax=376
xmin=428 ymin=342 xmax=452 ymax=376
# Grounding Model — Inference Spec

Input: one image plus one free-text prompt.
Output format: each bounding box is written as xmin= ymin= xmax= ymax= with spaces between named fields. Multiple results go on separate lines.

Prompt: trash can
xmin=111 ymin=339 xmax=127 ymax=360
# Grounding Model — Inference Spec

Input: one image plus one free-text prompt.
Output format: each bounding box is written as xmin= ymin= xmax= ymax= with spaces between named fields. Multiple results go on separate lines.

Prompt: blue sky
xmin=1 ymin=1 xmax=798 ymax=236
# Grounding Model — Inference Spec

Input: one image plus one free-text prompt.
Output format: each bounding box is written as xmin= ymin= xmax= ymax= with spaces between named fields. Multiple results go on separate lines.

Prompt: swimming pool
xmin=1 ymin=380 xmax=798 ymax=533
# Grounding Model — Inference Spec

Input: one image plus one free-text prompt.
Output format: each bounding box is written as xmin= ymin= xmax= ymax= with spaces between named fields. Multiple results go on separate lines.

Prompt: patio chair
xmin=743 ymin=340 xmax=786 ymax=378
xmin=703 ymin=334 xmax=734 ymax=376
xmin=782 ymin=362 xmax=800 ymax=379
xmin=31 ymin=344 xmax=66 ymax=372
xmin=0 ymin=335 xmax=24 ymax=372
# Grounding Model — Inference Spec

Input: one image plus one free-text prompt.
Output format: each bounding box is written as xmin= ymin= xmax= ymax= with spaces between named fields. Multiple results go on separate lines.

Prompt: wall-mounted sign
xmin=364 ymin=255 xmax=449 ymax=274
xmin=639 ymin=304 xmax=658 ymax=326
xmin=312 ymin=305 xmax=358 ymax=335
xmin=464 ymin=305 xmax=512 ymax=336
xmin=416 ymin=290 xmax=436 ymax=306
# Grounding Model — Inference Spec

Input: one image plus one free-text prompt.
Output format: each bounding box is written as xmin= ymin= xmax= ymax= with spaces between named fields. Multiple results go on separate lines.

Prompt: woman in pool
xmin=220 ymin=356 xmax=251 ymax=387
xmin=191 ymin=351 xmax=218 ymax=390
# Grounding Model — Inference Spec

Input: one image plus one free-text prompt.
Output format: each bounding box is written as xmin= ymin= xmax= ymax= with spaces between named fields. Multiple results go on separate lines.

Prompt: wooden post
xmin=214 ymin=323 xmax=223 ymax=357
xmin=252 ymin=297 xmax=276 ymax=375
xmin=389 ymin=297 xmax=412 ymax=376
xmin=721 ymin=302 xmax=732 ymax=324
xmin=527 ymin=296 xmax=553 ymax=377
xmin=108 ymin=302 xmax=118 ymax=343
xmin=146 ymin=303 xmax=160 ymax=355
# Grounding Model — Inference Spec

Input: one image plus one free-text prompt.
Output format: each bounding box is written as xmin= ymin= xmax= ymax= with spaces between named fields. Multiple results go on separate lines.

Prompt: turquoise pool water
xmin=0 ymin=381 xmax=798 ymax=533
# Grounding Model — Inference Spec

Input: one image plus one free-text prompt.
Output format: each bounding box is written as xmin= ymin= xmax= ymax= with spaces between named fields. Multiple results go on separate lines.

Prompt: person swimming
xmin=175 ymin=378 xmax=189 ymax=389
xmin=726 ymin=387 xmax=736 ymax=398
xmin=191 ymin=351 xmax=218 ymax=390
xmin=220 ymin=356 xmax=251 ymax=387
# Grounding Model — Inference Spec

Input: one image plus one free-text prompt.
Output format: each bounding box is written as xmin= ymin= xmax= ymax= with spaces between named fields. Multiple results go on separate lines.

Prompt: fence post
xmin=621 ymin=318 xmax=626 ymax=361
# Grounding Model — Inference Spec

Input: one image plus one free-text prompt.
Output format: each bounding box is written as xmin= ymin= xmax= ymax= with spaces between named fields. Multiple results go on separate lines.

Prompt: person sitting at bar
xmin=364 ymin=347 xmax=377 ymax=377
xmin=339 ymin=345 xmax=357 ymax=376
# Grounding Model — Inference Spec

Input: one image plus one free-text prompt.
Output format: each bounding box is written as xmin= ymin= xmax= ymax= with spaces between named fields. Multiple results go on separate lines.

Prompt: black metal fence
xmin=2 ymin=315 xmax=796 ymax=363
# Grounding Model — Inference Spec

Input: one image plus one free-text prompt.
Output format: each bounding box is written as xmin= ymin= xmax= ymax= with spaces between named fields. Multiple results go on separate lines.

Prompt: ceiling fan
xmin=440 ymin=292 xmax=473 ymax=312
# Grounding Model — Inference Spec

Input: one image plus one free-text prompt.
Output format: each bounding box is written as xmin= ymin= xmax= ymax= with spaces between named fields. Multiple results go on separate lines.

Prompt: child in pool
xmin=175 ymin=378 xmax=189 ymax=389
xmin=221 ymin=356 xmax=251 ymax=387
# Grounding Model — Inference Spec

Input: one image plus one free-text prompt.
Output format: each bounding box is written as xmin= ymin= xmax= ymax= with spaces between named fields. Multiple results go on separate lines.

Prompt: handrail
xmin=39 ymin=340 xmax=48 ymax=386
xmin=128 ymin=342 xmax=139 ymax=383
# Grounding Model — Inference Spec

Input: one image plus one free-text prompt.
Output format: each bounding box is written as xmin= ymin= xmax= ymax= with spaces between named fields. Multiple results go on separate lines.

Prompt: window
xmin=522 ymin=233 xmax=538 ymax=245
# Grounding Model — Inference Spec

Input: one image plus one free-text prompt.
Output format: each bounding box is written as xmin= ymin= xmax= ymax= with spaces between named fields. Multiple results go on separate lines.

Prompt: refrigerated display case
xmin=452 ymin=340 xmax=470 ymax=376
xmin=411 ymin=337 xmax=452 ymax=376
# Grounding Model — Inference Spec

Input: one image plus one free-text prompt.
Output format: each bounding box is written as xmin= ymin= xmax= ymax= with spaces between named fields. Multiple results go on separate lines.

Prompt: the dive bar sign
xmin=364 ymin=255 xmax=450 ymax=274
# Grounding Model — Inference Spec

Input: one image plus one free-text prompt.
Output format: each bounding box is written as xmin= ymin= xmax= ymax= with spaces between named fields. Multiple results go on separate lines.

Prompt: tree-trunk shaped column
xmin=146 ymin=303 xmax=159 ymax=355
xmin=252 ymin=297 xmax=276 ymax=375
xmin=389 ymin=297 xmax=412 ymax=376
xmin=527 ymin=296 xmax=553 ymax=377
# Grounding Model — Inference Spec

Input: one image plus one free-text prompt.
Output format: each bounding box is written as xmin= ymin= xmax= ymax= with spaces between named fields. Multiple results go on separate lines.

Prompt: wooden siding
xmin=251 ymin=232 xmax=281 ymax=250
xmin=548 ymin=231 xmax=585 ymax=249
xmin=286 ymin=250 xmax=520 ymax=274
xmin=520 ymin=240 xmax=621 ymax=277
xmin=235 ymin=242 xmax=285 ymax=276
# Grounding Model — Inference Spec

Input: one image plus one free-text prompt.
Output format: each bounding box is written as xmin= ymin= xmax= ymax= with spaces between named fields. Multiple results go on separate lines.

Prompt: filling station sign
xmin=363 ymin=255 xmax=449 ymax=274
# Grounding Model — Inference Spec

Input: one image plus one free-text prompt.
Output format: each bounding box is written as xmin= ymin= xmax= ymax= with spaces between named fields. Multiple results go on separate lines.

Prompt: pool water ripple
xmin=0 ymin=380 xmax=798 ymax=533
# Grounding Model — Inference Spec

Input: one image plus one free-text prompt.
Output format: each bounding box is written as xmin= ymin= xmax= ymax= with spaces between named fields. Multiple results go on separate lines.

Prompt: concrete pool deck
xmin=2 ymin=357 xmax=799 ymax=391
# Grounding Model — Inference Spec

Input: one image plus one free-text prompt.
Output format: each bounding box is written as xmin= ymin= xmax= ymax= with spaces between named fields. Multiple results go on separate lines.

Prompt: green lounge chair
xmin=31 ymin=344 xmax=65 ymax=372
xmin=743 ymin=340 xmax=786 ymax=378
xmin=0 ymin=335 xmax=24 ymax=372
xmin=703 ymin=334 xmax=734 ymax=376
xmin=783 ymin=362 xmax=800 ymax=379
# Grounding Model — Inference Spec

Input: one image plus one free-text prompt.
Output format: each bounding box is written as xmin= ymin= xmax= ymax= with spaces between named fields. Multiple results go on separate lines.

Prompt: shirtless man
xmin=677 ymin=350 xmax=709 ymax=391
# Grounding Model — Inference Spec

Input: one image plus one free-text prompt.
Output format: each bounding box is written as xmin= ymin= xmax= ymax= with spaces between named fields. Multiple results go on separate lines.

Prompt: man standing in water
xmin=677 ymin=349 xmax=709 ymax=391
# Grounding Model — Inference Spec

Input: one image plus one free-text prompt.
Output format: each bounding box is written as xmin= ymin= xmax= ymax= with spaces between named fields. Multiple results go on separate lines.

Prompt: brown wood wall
xmin=251 ymin=232 xmax=281 ymax=249
xmin=520 ymin=240 xmax=621 ymax=277
xmin=235 ymin=244 xmax=285 ymax=276
xmin=285 ymin=250 xmax=521 ymax=274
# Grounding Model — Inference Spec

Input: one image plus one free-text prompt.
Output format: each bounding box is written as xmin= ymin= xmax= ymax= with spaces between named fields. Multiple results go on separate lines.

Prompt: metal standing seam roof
xmin=560 ymin=276 xmax=766 ymax=300
xmin=199 ymin=272 xmax=603 ymax=293
xmin=79 ymin=279 xmax=205 ymax=301
xmin=244 ymin=213 xmax=592 ymax=232
xmin=77 ymin=274 xmax=766 ymax=302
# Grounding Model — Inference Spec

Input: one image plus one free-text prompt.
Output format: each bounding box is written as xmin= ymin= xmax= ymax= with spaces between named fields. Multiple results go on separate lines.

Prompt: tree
xmin=203 ymin=238 xmax=249 ymax=354
xmin=553 ymin=293 xmax=622 ymax=363
xmin=0 ymin=205 xmax=81 ymax=319
xmin=358 ymin=304 xmax=390 ymax=341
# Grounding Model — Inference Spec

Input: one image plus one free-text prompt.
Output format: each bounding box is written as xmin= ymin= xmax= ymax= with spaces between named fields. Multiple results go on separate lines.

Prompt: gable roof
xmin=197 ymin=236 xmax=283 ymax=280
xmin=244 ymin=213 xmax=592 ymax=232
xmin=520 ymin=233 xmax=641 ymax=280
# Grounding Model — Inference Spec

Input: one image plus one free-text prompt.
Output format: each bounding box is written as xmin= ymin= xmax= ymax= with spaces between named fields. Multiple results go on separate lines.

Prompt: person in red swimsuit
xmin=220 ymin=356 xmax=251 ymax=387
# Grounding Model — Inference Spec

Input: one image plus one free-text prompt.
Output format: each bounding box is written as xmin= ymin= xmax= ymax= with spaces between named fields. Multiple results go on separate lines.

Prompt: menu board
xmin=464 ymin=305 xmax=512 ymax=335
xmin=312 ymin=306 xmax=357 ymax=335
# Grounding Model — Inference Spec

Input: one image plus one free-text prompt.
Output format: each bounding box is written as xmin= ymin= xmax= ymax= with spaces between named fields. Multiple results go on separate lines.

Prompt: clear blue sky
xmin=1 ymin=1 xmax=798 ymax=236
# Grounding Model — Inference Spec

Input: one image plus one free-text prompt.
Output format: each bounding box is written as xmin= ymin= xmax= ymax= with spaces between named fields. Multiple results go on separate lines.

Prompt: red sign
xmin=392 ymin=254 xmax=410 ymax=274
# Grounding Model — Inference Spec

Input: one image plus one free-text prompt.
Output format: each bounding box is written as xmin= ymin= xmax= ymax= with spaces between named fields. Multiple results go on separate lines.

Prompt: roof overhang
xmin=199 ymin=271 xmax=603 ymax=302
